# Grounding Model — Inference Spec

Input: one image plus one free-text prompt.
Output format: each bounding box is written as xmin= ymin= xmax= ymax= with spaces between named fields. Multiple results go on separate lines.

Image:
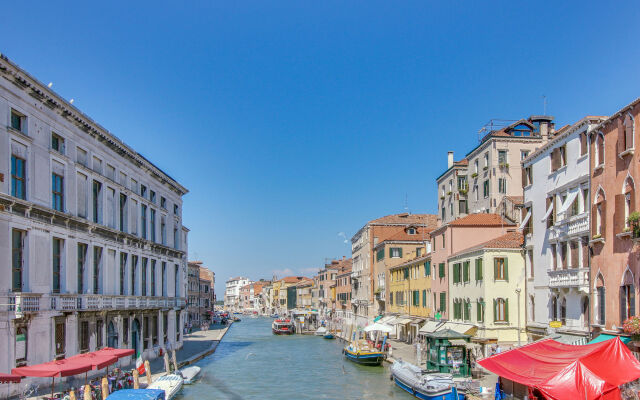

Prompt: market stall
xmin=478 ymin=337 xmax=640 ymax=400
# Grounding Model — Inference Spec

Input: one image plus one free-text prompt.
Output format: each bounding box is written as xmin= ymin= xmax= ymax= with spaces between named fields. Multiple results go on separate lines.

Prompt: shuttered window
xmin=438 ymin=263 xmax=445 ymax=278
xmin=494 ymin=257 xmax=508 ymax=281
xmin=424 ymin=261 xmax=431 ymax=276
xmin=440 ymin=292 xmax=446 ymax=312
xmin=463 ymin=261 xmax=470 ymax=283
xmin=475 ymin=258 xmax=483 ymax=281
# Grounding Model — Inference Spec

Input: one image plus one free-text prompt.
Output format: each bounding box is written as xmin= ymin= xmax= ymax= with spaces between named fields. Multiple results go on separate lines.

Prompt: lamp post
xmin=515 ymin=288 xmax=522 ymax=346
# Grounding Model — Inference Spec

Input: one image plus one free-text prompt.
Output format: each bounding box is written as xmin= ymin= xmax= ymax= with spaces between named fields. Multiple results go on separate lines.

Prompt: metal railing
xmin=548 ymin=267 xmax=590 ymax=288
xmin=1 ymin=293 xmax=188 ymax=313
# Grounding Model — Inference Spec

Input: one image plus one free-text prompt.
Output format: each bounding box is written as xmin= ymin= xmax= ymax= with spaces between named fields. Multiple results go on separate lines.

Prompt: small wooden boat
xmin=272 ymin=319 xmax=295 ymax=335
xmin=343 ymin=340 xmax=385 ymax=366
xmin=179 ymin=365 xmax=201 ymax=384
xmin=147 ymin=374 xmax=183 ymax=399
xmin=323 ymin=333 xmax=335 ymax=340
xmin=106 ymin=389 xmax=165 ymax=400
xmin=390 ymin=360 xmax=464 ymax=400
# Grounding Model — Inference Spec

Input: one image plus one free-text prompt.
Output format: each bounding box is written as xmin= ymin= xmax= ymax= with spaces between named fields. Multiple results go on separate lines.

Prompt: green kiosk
xmin=424 ymin=329 xmax=472 ymax=377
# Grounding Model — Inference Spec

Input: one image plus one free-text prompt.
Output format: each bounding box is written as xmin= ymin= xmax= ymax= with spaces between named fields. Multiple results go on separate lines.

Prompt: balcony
xmin=548 ymin=268 xmax=589 ymax=291
xmin=554 ymin=213 xmax=589 ymax=237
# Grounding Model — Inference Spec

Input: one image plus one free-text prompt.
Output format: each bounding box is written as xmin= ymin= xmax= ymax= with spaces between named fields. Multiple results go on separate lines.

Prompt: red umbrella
xmin=0 ymin=373 xmax=21 ymax=384
xmin=66 ymin=352 xmax=118 ymax=370
xmin=13 ymin=358 xmax=93 ymax=399
xmin=94 ymin=347 xmax=135 ymax=359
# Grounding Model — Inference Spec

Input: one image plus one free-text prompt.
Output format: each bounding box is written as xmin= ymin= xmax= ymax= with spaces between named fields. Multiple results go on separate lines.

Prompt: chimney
xmin=447 ymin=151 xmax=454 ymax=169
xmin=530 ymin=116 xmax=554 ymax=143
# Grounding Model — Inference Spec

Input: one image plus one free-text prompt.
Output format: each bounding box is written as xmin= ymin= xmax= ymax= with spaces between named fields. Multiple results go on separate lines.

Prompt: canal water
xmin=181 ymin=317 xmax=412 ymax=399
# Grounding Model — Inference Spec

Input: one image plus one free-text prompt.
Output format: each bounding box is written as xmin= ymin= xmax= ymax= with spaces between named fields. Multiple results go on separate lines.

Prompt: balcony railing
xmin=554 ymin=213 xmax=589 ymax=237
xmin=1 ymin=293 xmax=188 ymax=314
xmin=548 ymin=267 xmax=589 ymax=289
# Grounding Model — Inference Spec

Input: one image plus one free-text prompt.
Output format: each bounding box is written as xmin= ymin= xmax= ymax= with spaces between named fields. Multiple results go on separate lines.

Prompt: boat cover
xmin=478 ymin=338 xmax=640 ymax=400
xmin=106 ymin=389 xmax=165 ymax=400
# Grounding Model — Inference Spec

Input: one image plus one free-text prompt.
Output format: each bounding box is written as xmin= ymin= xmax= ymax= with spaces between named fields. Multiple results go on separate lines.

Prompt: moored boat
xmin=272 ymin=318 xmax=295 ymax=334
xmin=147 ymin=374 xmax=183 ymax=399
xmin=179 ymin=365 xmax=201 ymax=384
xmin=390 ymin=360 xmax=464 ymax=400
xmin=315 ymin=327 xmax=327 ymax=336
xmin=106 ymin=389 xmax=165 ymax=400
xmin=343 ymin=340 xmax=385 ymax=366
xmin=323 ymin=333 xmax=335 ymax=339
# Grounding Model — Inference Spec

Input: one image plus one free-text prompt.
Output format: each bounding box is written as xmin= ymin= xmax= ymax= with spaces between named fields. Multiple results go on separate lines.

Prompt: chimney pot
xmin=447 ymin=151 xmax=454 ymax=169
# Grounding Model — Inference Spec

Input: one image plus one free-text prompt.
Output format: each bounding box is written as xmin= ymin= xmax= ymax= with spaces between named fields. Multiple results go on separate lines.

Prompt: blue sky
xmin=2 ymin=1 xmax=639 ymax=295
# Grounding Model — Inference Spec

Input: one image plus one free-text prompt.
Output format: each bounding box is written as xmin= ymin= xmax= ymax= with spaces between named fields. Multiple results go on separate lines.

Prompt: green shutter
xmin=440 ymin=292 xmax=446 ymax=312
xmin=399 ymin=248 xmax=403 ymax=258
xmin=389 ymin=248 xmax=393 ymax=258
xmin=494 ymin=258 xmax=498 ymax=280
xmin=505 ymin=298 xmax=510 ymax=322
xmin=504 ymin=258 xmax=509 ymax=281
xmin=479 ymin=259 xmax=483 ymax=281
xmin=476 ymin=301 xmax=481 ymax=321
xmin=493 ymin=299 xmax=497 ymax=322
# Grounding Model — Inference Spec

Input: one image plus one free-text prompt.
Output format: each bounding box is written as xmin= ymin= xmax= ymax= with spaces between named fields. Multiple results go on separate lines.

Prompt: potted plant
xmin=471 ymin=172 xmax=478 ymax=179
xmin=459 ymin=188 xmax=468 ymax=196
xmin=628 ymin=211 xmax=640 ymax=238
xmin=623 ymin=316 xmax=640 ymax=345
xmin=499 ymin=162 xmax=509 ymax=169
xmin=447 ymin=191 xmax=452 ymax=196
xmin=592 ymin=233 xmax=602 ymax=240
xmin=483 ymin=166 xmax=488 ymax=171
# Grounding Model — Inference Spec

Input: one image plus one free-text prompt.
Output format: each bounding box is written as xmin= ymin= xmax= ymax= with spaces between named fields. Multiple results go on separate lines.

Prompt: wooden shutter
xmin=615 ymin=194 xmax=626 ymax=234
xmin=617 ymin=124 xmax=625 ymax=154
xmin=493 ymin=299 xmax=497 ymax=322
xmin=621 ymin=288 xmax=627 ymax=323
xmin=550 ymin=149 xmax=558 ymax=171
xmin=399 ymin=248 xmax=403 ymax=258
xmin=505 ymin=299 xmax=510 ymax=322
xmin=504 ymin=258 xmax=509 ymax=281
xmin=570 ymin=241 xmax=579 ymax=268
xmin=601 ymin=201 xmax=607 ymax=237
xmin=591 ymin=204 xmax=598 ymax=237
xmin=626 ymin=116 xmax=634 ymax=150
xmin=631 ymin=287 xmax=636 ymax=317
xmin=521 ymin=166 xmax=527 ymax=188
xmin=580 ymin=132 xmax=588 ymax=155
xmin=494 ymin=258 xmax=498 ymax=280
xmin=389 ymin=248 xmax=393 ymax=258
xmin=478 ymin=259 xmax=483 ymax=280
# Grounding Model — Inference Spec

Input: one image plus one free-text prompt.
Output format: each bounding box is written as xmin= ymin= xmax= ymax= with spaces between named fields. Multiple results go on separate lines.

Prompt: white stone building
xmin=224 ymin=277 xmax=251 ymax=311
xmin=0 ymin=55 xmax=189 ymax=392
xmin=522 ymin=116 xmax=606 ymax=344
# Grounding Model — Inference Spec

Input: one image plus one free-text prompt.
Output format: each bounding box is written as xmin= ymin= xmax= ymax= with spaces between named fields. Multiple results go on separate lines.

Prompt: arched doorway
xmin=107 ymin=321 xmax=118 ymax=348
xmin=132 ymin=319 xmax=141 ymax=356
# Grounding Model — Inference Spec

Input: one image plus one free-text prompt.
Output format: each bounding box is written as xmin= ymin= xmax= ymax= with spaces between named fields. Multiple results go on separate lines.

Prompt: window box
xmin=471 ymin=173 xmax=478 ymax=179
xmin=617 ymin=231 xmax=632 ymax=239
xmin=459 ymin=189 xmax=468 ymax=196
xmin=483 ymin=166 xmax=488 ymax=171
xmin=440 ymin=196 xmax=445 ymax=200
xmin=590 ymin=235 xmax=604 ymax=244
xmin=499 ymin=163 xmax=509 ymax=169
xmin=619 ymin=148 xmax=635 ymax=158
xmin=594 ymin=164 xmax=604 ymax=173
xmin=446 ymin=191 xmax=452 ymax=196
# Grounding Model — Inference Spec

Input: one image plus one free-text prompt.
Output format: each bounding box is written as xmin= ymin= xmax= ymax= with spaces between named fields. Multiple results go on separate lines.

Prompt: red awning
xmin=12 ymin=358 xmax=93 ymax=378
xmin=66 ymin=352 xmax=117 ymax=370
xmin=0 ymin=373 xmax=21 ymax=384
xmin=478 ymin=338 xmax=640 ymax=400
xmin=94 ymin=347 xmax=135 ymax=359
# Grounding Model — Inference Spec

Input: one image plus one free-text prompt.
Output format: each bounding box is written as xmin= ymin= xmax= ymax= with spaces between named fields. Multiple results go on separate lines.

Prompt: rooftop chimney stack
xmin=447 ymin=151 xmax=454 ymax=169
xmin=530 ymin=116 xmax=554 ymax=143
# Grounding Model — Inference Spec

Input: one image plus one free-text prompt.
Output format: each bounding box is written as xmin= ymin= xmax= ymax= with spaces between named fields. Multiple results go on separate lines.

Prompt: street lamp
xmin=515 ymin=288 xmax=522 ymax=346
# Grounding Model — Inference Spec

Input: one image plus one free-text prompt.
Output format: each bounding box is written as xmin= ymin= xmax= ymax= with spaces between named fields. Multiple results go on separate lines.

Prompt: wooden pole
xmin=51 ymin=377 xmax=55 ymax=400
xmin=163 ymin=351 xmax=171 ymax=374
xmin=144 ymin=360 xmax=152 ymax=385
xmin=83 ymin=384 xmax=92 ymax=400
xmin=132 ymin=369 xmax=140 ymax=389
xmin=101 ymin=377 xmax=109 ymax=400
xmin=171 ymin=348 xmax=178 ymax=372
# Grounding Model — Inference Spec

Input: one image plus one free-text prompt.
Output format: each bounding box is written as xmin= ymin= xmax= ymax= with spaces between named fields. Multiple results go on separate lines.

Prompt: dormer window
xmin=407 ymin=227 xmax=416 ymax=235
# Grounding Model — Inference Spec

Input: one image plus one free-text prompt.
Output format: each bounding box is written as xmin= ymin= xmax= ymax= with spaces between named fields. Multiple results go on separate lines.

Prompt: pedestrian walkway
xmin=385 ymin=339 xmax=421 ymax=366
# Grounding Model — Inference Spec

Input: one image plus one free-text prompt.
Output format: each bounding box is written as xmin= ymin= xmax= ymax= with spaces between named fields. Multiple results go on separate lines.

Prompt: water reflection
xmin=179 ymin=317 xmax=408 ymax=400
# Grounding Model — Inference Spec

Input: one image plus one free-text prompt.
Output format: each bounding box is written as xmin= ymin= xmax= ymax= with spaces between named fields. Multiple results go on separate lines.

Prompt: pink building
xmin=429 ymin=213 xmax=515 ymax=319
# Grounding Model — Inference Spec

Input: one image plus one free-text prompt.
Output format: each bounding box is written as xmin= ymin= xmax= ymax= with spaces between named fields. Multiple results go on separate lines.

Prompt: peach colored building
xmin=334 ymin=258 xmax=353 ymax=318
xmin=590 ymin=98 xmax=640 ymax=333
xmin=429 ymin=213 xmax=516 ymax=320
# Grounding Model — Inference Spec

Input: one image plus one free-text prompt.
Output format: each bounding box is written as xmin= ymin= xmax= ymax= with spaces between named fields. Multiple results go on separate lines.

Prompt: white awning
xmin=439 ymin=322 xmax=477 ymax=335
xmin=377 ymin=316 xmax=395 ymax=324
xmin=541 ymin=203 xmax=554 ymax=222
xmin=558 ymin=188 xmax=580 ymax=214
xmin=419 ymin=320 xmax=445 ymax=334
xmin=518 ymin=210 xmax=532 ymax=230
xmin=393 ymin=317 xmax=413 ymax=325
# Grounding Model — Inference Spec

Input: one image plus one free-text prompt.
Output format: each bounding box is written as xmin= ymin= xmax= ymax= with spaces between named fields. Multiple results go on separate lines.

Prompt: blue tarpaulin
xmin=107 ymin=389 xmax=165 ymax=400
xmin=587 ymin=333 xmax=631 ymax=344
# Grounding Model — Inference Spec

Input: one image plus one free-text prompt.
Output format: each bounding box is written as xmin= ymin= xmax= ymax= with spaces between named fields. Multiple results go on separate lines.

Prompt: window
xmin=10 ymin=109 xmax=26 ymax=132
xmin=162 ymin=262 xmax=167 ymax=297
xmin=131 ymin=256 xmax=138 ymax=296
xmin=77 ymin=243 xmax=87 ymax=293
xmin=77 ymin=147 xmax=88 ymax=167
xmin=459 ymin=200 xmax=467 ymax=214
xmin=123 ymin=318 xmax=129 ymax=346
xmin=11 ymin=155 xmax=26 ymax=200
xmin=442 ymin=233 xmax=445 ymax=248
xmin=464 ymin=299 xmax=471 ymax=321
xmin=120 ymin=253 xmax=127 ymax=295
xmin=438 ymin=263 xmax=445 ymax=278
xmin=522 ymin=166 xmax=532 ymax=187
xmin=412 ymin=290 xmax=419 ymax=307
xmin=80 ymin=321 xmax=89 ymax=353
xmin=52 ymin=238 xmax=62 ymax=293
xmin=495 ymin=298 xmax=508 ymax=322
xmin=474 ymin=160 xmax=479 ymax=173
xmin=151 ymin=260 xmax=157 ymax=296
xmin=596 ymin=133 xmax=605 ymax=166
xmin=596 ymin=283 xmax=606 ymax=325
xmin=161 ymin=197 xmax=167 ymax=209
xmin=52 ymin=173 xmax=64 ymax=211
xmin=475 ymin=258 xmax=483 ymax=281
xmin=439 ymin=292 xmax=446 ymax=312
xmin=483 ymin=180 xmax=490 ymax=198
xmin=174 ymin=204 xmax=179 ymax=215
xmin=150 ymin=190 xmax=156 ymax=203
xmin=96 ymin=320 xmax=104 ymax=349
xmin=11 ymin=230 xmax=24 ymax=292
xmin=407 ymin=227 xmax=416 ymax=235
xmin=498 ymin=178 xmax=507 ymax=194
xmin=477 ymin=299 xmax=485 ymax=322
xmin=416 ymin=247 xmax=422 ymax=257
xmin=175 ymin=264 xmax=180 ymax=296
xmin=51 ymin=133 xmax=65 ymax=154
xmin=140 ymin=184 xmax=147 ymax=198
xmin=463 ymin=261 xmax=470 ymax=283
xmin=141 ymin=204 xmax=148 ymax=239
xmin=521 ymin=150 xmax=530 ymax=160
xmin=484 ymin=152 xmax=489 ymax=169
xmin=93 ymin=246 xmax=102 ymax=294
xmin=119 ymin=194 xmax=128 ymax=232
xmin=457 ymin=176 xmax=467 ymax=190
xmin=559 ymin=145 xmax=567 ymax=168
xmin=161 ymin=216 xmax=167 ymax=245
xmin=174 ymin=228 xmax=179 ymax=250
xmin=55 ymin=320 xmax=65 ymax=358
xmin=422 ymin=290 xmax=427 ymax=307
xmin=620 ymin=281 xmax=635 ymax=322
xmin=624 ymin=114 xmax=634 ymax=151
xmin=424 ymin=261 xmax=431 ymax=277
xmin=580 ymin=132 xmax=588 ymax=156
xmin=452 ymin=263 xmax=461 ymax=284
xmin=498 ymin=150 xmax=507 ymax=165
xmin=376 ymin=248 xmax=384 ymax=261
xmin=494 ymin=257 xmax=508 ymax=280
xmin=92 ymin=180 xmax=102 ymax=223
xmin=150 ymin=209 xmax=156 ymax=242
xmin=152 ymin=316 xmax=158 ymax=345
xmin=142 ymin=258 xmax=148 ymax=296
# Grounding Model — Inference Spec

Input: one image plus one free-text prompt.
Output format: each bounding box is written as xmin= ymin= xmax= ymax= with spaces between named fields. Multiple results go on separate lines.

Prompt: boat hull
xmin=392 ymin=375 xmax=463 ymax=400
xmin=323 ymin=334 xmax=335 ymax=339
xmin=272 ymin=328 xmax=294 ymax=335
xmin=343 ymin=349 xmax=385 ymax=366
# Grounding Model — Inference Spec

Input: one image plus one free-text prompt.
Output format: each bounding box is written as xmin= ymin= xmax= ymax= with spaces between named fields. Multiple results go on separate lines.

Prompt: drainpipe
xmin=516 ymin=288 xmax=522 ymax=346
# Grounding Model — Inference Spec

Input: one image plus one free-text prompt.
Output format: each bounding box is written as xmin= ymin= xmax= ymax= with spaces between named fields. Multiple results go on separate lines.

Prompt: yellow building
xmin=387 ymin=254 xmax=433 ymax=341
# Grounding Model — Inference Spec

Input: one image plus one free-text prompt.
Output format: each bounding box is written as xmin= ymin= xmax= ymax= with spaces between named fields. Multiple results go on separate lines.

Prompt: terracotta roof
xmin=390 ymin=254 xmax=431 ymax=270
xmin=279 ymin=276 xmax=307 ymax=284
xmin=448 ymin=213 xmax=514 ymax=227
xmin=453 ymin=158 xmax=469 ymax=166
xmin=370 ymin=213 xmax=438 ymax=227
xmin=377 ymin=227 xmax=432 ymax=244
xmin=505 ymin=196 xmax=524 ymax=205
xmin=296 ymin=278 xmax=314 ymax=287
xmin=450 ymin=231 xmax=523 ymax=258
xmin=199 ymin=268 xmax=214 ymax=281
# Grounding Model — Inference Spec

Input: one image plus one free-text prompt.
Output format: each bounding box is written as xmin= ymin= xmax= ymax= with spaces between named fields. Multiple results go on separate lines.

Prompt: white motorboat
xmin=148 ymin=374 xmax=183 ymax=399
xmin=390 ymin=360 xmax=463 ymax=400
xmin=179 ymin=365 xmax=201 ymax=384
xmin=314 ymin=326 xmax=327 ymax=336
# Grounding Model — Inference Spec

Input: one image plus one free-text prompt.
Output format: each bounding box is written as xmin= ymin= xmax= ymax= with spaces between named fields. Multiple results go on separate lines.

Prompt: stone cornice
xmin=0 ymin=54 xmax=188 ymax=196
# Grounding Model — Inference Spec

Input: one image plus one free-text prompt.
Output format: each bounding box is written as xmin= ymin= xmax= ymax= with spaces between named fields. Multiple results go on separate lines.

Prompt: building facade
xmin=224 ymin=277 xmax=252 ymax=312
xmin=0 ymin=55 xmax=189 ymax=389
xmin=522 ymin=116 xmax=606 ymax=343
xmin=187 ymin=262 xmax=201 ymax=323
xmin=335 ymin=260 xmax=353 ymax=320
xmin=590 ymin=98 xmax=640 ymax=333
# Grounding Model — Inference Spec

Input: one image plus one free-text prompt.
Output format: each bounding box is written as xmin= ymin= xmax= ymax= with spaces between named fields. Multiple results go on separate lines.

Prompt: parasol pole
xmin=51 ymin=376 xmax=55 ymax=400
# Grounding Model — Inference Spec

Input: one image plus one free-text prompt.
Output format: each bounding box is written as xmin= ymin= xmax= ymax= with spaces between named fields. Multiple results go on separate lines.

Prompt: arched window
xmin=624 ymin=177 xmax=635 ymax=230
xmin=494 ymin=298 xmax=508 ymax=322
xmin=107 ymin=321 xmax=118 ymax=348
xmin=530 ymin=295 xmax=535 ymax=322
xmin=594 ymin=188 xmax=606 ymax=237
xmin=581 ymin=296 xmax=589 ymax=328
xmin=624 ymin=113 xmax=635 ymax=151
xmin=551 ymin=296 xmax=558 ymax=321
xmin=560 ymin=298 xmax=567 ymax=325
xmin=596 ymin=133 xmax=605 ymax=166
xmin=595 ymin=274 xmax=606 ymax=325
xmin=620 ymin=269 xmax=635 ymax=323
xmin=477 ymin=298 xmax=485 ymax=322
